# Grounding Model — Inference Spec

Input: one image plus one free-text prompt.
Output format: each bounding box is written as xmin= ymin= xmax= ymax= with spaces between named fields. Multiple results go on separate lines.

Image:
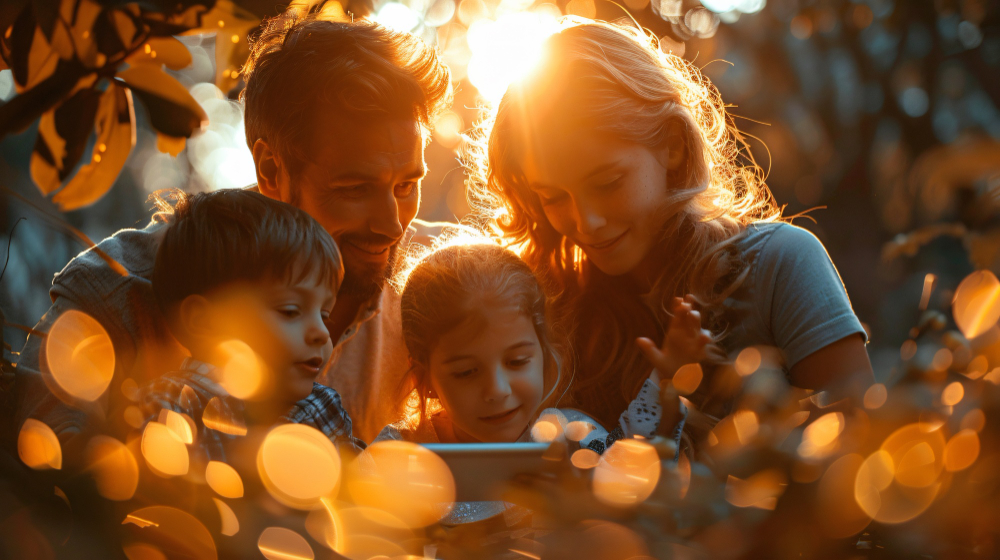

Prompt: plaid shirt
xmin=137 ymin=358 xmax=364 ymax=466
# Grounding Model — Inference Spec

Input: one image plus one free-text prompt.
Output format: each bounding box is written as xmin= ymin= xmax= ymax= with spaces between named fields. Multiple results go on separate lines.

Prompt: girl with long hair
xmin=466 ymin=20 xmax=873 ymax=432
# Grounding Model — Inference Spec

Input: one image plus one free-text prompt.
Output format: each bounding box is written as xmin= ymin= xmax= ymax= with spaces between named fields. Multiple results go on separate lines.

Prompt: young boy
xmin=136 ymin=189 xmax=363 ymax=471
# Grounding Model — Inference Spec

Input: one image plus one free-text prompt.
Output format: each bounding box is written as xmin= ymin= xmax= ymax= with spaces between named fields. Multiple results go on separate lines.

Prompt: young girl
xmin=374 ymin=242 xmax=707 ymax=451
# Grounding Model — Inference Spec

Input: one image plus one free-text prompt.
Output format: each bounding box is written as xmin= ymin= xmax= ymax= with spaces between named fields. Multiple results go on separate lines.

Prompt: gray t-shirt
xmin=720 ymin=222 xmax=866 ymax=367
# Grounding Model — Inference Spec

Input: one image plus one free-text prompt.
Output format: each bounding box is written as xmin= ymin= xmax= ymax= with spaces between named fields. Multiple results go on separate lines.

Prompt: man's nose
xmin=369 ymin=185 xmax=405 ymax=240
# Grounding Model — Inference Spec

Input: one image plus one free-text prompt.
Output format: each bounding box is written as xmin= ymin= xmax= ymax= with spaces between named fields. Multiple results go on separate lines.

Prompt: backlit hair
xmin=241 ymin=6 xmax=453 ymax=171
xmin=151 ymin=189 xmax=343 ymax=323
xmin=465 ymin=19 xmax=784 ymax=426
xmin=400 ymin=243 xmax=571 ymax=426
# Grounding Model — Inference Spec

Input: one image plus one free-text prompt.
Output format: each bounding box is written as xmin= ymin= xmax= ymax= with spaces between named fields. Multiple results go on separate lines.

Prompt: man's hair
xmin=151 ymin=189 xmax=344 ymax=316
xmin=241 ymin=8 xmax=453 ymax=170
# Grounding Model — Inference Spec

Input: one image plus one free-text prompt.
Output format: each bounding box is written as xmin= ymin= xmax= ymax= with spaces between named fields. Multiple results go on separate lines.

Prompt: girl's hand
xmin=636 ymin=295 xmax=712 ymax=381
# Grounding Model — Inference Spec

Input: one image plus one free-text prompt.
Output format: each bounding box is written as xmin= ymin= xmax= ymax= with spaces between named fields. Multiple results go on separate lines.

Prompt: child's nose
xmin=484 ymin=366 xmax=512 ymax=402
xmin=306 ymin=318 xmax=330 ymax=347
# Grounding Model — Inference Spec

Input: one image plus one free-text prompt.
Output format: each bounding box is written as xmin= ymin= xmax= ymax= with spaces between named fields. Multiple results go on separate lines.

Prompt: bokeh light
xmin=672 ymin=363 xmax=703 ymax=395
xmin=953 ymin=270 xmax=1000 ymax=340
xmin=725 ymin=469 xmax=786 ymax=509
xmin=257 ymin=424 xmax=342 ymax=509
xmin=258 ymin=527 xmax=314 ymax=560
xmin=592 ymin=439 xmax=661 ymax=507
xmin=122 ymin=506 xmax=216 ymax=560
xmin=347 ymin=440 xmax=455 ymax=528
xmin=212 ymin=498 xmax=240 ymax=537
xmin=943 ymin=429 xmax=979 ymax=472
xmin=734 ymin=347 xmax=762 ymax=376
xmin=18 ymin=419 xmax=62 ymax=470
xmin=141 ymin=421 xmax=190 ymax=477
xmin=85 ymin=435 xmax=139 ymax=501
xmin=205 ymin=460 xmax=244 ymax=498
xmin=217 ymin=339 xmax=266 ymax=400
xmin=44 ymin=309 xmax=115 ymax=402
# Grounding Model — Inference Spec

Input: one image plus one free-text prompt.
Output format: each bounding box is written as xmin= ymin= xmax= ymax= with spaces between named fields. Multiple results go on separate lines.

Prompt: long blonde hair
xmin=465 ymin=19 xmax=783 ymax=426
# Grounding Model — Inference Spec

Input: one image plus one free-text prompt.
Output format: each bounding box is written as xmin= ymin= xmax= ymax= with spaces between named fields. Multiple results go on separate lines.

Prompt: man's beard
xmin=339 ymin=238 xmax=401 ymax=300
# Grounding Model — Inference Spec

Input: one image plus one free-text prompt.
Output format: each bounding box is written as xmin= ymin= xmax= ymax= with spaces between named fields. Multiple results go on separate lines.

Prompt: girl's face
xmin=426 ymin=304 xmax=545 ymax=443
xmin=518 ymin=126 xmax=683 ymax=281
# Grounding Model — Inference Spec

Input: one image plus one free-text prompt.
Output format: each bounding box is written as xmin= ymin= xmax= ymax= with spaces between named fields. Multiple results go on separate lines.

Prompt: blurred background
xmin=2 ymin=0 xmax=999 ymax=372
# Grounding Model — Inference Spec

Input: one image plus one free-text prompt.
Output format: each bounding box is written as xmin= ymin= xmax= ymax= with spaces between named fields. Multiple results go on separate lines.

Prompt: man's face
xmin=271 ymin=117 xmax=425 ymax=300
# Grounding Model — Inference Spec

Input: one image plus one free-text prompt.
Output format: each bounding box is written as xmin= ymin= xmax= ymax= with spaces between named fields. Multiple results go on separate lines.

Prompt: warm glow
xmin=45 ymin=309 xmax=115 ymax=402
xmin=213 ymin=498 xmax=240 ymax=536
xmin=85 ymin=435 xmax=139 ymax=500
xmin=798 ymin=412 xmax=845 ymax=459
xmin=466 ymin=11 xmax=560 ymax=103
xmin=571 ymin=448 xmax=601 ymax=469
xmin=304 ymin=498 xmax=346 ymax=553
xmin=943 ymin=429 xmax=980 ymax=472
xmin=941 ymin=381 xmax=965 ymax=406
xmin=863 ymin=384 xmax=888 ymax=409
xmin=735 ymin=347 xmax=762 ymax=376
xmin=258 ymin=527 xmax=315 ymax=560
xmin=565 ymin=420 xmax=596 ymax=442
xmin=206 ymin=461 xmax=244 ymax=498
xmin=953 ymin=270 xmax=1000 ymax=339
xmin=725 ymin=469 xmax=786 ymax=509
xmin=530 ymin=419 xmax=560 ymax=442
xmin=122 ymin=506 xmax=217 ymax=560
xmin=672 ymin=363 xmax=703 ymax=395
xmin=347 ymin=440 xmax=456 ymax=528
xmin=960 ymin=409 xmax=986 ymax=432
xmin=258 ymin=424 xmax=342 ymax=509
xmin=160 ymin=409 xmax=195 ymax=444
xmin=217 ymin=339 xmax=266 ymax=400
xmin=592 ymin=439 xmax=661 ymax=507
xmin=202 ymin=396 xmax=248 ymax=436
xmin=18 ymin=419 xmax=62 ymax=470
xmin=816 ymin=454 xmax=871 ymax=538
xmin=733 ymin=409 xmax=759 ymax=444
xmin=141 ymin=421 xmax=190 ymax=477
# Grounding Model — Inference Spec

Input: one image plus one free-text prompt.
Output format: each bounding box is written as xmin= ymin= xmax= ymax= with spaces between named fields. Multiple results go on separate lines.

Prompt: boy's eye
xmin=278 ymin=307 xmax=300 ymax=318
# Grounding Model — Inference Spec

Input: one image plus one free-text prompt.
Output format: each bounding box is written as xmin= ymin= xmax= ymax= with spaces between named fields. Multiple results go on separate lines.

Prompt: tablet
xmin=421 ymin=442 xmax=552 ymax=502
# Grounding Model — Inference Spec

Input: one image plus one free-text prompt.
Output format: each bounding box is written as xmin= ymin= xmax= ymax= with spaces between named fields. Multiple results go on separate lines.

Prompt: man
xmin=9 ymin=8 xmax=453 ymax=458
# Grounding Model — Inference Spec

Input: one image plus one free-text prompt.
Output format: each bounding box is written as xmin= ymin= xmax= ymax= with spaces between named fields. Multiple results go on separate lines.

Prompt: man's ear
xmin=656 ymin=117 xmax=688 ymax=174
xmin=177 ymin=294 xmax=216 ymax=342
xmin=253 ymin=138 xmax=284 ymax=201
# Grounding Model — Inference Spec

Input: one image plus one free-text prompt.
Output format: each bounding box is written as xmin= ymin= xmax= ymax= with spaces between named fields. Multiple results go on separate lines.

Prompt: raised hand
xmin=636 ymin=295 xmax=712 ymax=381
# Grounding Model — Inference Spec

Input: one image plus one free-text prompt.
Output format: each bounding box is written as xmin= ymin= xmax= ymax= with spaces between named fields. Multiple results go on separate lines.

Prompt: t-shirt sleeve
xmin=755 ymin=224 xmax=867 ymax=368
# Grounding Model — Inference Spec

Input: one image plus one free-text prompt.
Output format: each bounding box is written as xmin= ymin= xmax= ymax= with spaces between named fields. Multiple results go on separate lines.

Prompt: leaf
xmin=0 ymin=58 xmax=89 ymax=139
xmin=0 ymin=0 xmax=30 ymax=38
xmin=68 ymin=0 xmax=104 ymax=66
xmin=93 ymin=10 xmax=128 ymax=59
xmin=9 ymin=6 xmax=36 ymax=87
xmin=125 ymin=36 xmax=192 ymax=71
xmin=186 ymin=0 xmax=257 ymax=92
xmin=117 ymin=62 xmax=206 ymax=137
xmin=32 ymin=0 xmax=59 ymax=41
xmin=29 ymin=85 xmax=101 ymax=193
xmin=52 ymin=84 xmax=135 ymax=210
xmin=156 ymin=133 xmax=185 ymax=156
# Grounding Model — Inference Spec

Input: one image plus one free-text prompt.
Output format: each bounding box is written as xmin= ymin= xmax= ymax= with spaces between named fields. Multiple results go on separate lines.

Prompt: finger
xmin=684 ymin=294 xmax=697 ymax=305
xmin=685 ymin=309 xmax=702 ymax=329
xmin=637 ymin=337 xmax=672 ymax=372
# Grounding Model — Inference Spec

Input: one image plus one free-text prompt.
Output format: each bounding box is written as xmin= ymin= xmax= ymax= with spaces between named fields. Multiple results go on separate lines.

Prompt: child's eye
xmin=508 ymin=357 xmax=532 ymax=368
xmin=278 ymin=307 xmax=300 ymax=318
xmin=453 ymin=368 xmax=476 ymax=379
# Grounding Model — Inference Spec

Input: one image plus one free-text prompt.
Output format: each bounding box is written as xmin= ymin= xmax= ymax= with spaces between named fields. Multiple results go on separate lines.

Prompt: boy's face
xmin=426 ymin=304 xmax=545 ymax=443
xmin=208 ymin=268 xmax=336 ymax=406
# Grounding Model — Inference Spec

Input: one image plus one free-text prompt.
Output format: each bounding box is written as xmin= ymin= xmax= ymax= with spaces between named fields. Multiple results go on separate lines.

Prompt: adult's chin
xmin=339 ymin=244 xmax=399 ymax=299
